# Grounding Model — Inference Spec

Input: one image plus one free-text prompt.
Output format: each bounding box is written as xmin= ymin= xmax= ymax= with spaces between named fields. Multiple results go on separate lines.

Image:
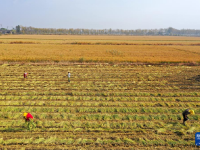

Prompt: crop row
xmin=0 ymin=120 xmax=167 ymax=129
xmin=0 ymin=65 xmax=172 ymax=70
xmin=1 ymin=100 xmax=200 ymax=107
xmin=0 ymin=119 xmax=199 ymax=132
xmin=0 ymin=80 xmax=166 ymax=85
xmin=0 ymin=80 xmax=164 ymax=86
xmin=0 ymin=86 xmax=174 ymax=91
xmin=0 ymin=85 xmax=182 ymax=91
xmin=0 ymin=136 xmax=195 ymax=147
xmin=1 ymin=130 xmax=193 ymax=140
xmin=0 ymin=85 xmax=179 ymax=91
xmin=0 ymin=75 xmax=165 ymax=81
xmin=0 ymin=85 xmax=180 ymax=90
xmin=0 ymin=75 xmax=166 ymax=80
xmin=0 ymin=69 xmax=166 ymax=74
xmin=0 ymin=96 xmax=200 ymax=102
xmin=0 ymin=112 xmax=200 ymax=121
xmin=0 ymin=106 xmax=200 ymax=113
xmin=0 ymin=131 xmax=195 ymax=142
xmin=0 ymin=91 xmax=199 ymax=97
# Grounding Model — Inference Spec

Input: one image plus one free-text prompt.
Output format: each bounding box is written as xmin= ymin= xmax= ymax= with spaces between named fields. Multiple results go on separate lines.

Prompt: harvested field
xmin=0 ymin=64 xmax=199 ymax=149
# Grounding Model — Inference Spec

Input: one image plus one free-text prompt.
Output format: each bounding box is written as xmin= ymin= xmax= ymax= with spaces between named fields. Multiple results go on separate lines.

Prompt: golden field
xmin=0 ymin=35 xmax=200 ymax=63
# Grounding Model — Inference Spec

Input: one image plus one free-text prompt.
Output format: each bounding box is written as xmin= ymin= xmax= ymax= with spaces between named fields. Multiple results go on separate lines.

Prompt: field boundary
xmin=0 ymin=61 xmax=199 ymax=66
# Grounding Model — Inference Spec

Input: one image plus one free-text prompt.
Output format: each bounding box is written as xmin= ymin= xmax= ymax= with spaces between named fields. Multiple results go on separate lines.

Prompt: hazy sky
xmin=1 ymin=0 xmax=200 ymax=29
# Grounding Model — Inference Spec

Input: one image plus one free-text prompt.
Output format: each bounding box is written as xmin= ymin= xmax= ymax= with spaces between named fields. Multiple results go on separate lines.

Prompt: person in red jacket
xmin=23 ymin=113 xmax=33 ymax=122
xmin=24 ymin=72 xmax=28 ymax=78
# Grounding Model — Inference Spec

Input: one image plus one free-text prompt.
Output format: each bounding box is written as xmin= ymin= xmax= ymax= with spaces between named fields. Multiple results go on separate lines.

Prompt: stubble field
xmin=0 ymin=35 xmax=200 ymax=149
xmin=0 ymin=64 xmax=199 ymax=149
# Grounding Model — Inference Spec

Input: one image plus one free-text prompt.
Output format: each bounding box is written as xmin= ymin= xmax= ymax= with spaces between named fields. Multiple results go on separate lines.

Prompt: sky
xmin=1 ymin=0 xmax=200 ymax=30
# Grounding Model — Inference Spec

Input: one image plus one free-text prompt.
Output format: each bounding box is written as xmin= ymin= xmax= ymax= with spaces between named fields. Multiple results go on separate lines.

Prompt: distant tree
xmin=16 ymin=25 xmax=21 ymax=34
xmin=12 ymin=26 xmax=200 ymax=36
xmin=0 ymin=28 xmax=7 ymax=31
xmin=167 ymin=27 xmax=175 ymax=35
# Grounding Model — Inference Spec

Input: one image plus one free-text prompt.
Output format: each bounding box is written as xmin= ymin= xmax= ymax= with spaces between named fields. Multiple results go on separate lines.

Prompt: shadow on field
xmin=194 ymin=75 xmax=200 ymax=82
xmin=167 ymin=122 xmax=186 ymax=136
xmin=2 ymin=127 xmax=24 ymax=132
xmin=167 ymin=122 xmax=180 ymax=126
xmin=189 ymin=75 xmax=200 ymax=82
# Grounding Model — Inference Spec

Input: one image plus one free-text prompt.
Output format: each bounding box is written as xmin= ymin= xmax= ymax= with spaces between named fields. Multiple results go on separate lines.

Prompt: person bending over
xmin=24 ymin=72 xmax=28 ymax=78
xmin=23 ymin=113 xmax=33 ymax=122
xmin=182 ymin=109 xmax=194 ymax=125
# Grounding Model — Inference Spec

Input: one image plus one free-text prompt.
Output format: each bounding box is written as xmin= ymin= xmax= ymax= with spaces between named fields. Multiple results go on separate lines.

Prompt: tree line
xmin=13 ymin=26 xmax=200 ymax=36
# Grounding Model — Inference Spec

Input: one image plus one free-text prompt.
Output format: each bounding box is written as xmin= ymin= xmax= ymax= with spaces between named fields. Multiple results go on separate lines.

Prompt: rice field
xmin=0 ymin=35 xmax=200 ymax=149
xmin=0 ymin=63 xmax=200 ymax=149
xmin=0 ymin=35 xmax=200 ymax=63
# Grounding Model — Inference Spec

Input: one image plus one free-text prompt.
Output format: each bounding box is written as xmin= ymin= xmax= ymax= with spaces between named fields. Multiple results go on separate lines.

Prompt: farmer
xmin=182 ymin=109 xmax=195 ymax=125
xmin=24 ymin=72 xmax=28 ymax=78
xmin=68 ymin=72 xmax=71 ymax=82
xmin=23 ymin=113 xmax=36 ymax=130
xmin=23 ymin=113 xmax=33 ymax=122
